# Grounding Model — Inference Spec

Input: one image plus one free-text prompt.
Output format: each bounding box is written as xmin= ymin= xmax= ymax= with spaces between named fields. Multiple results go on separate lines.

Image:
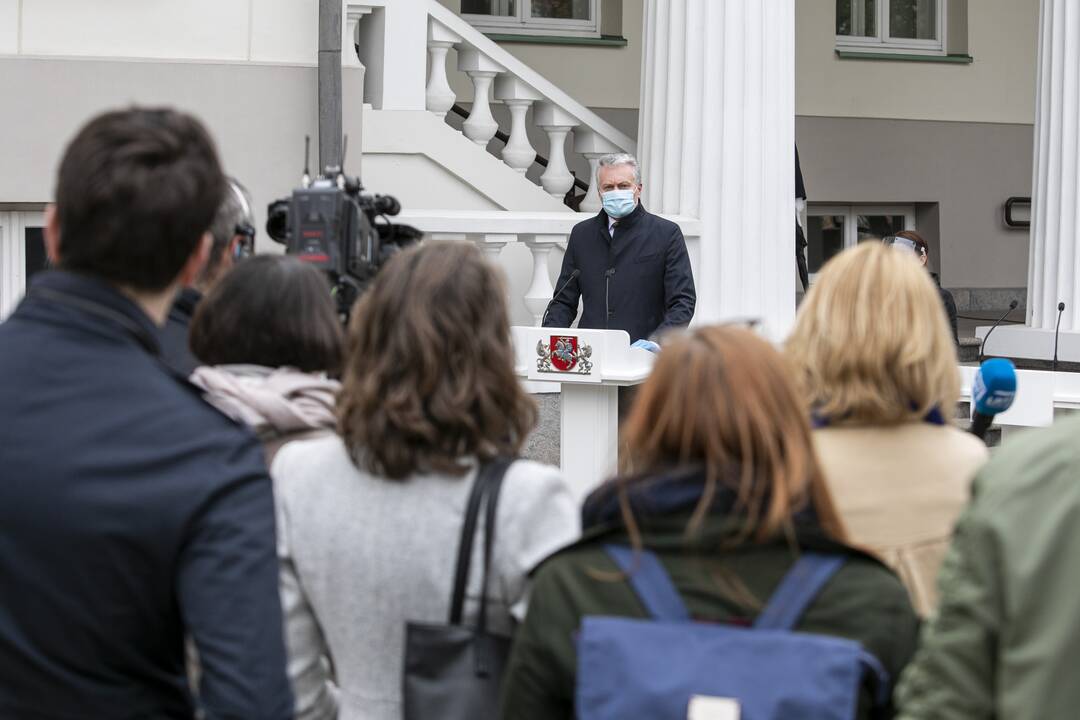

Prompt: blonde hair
xmin=787 ymin=242 xmax=959 ymax=426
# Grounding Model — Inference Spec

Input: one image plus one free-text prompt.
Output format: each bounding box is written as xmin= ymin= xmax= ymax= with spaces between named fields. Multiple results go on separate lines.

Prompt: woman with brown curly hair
xmin=500 ymin=326 xmax=919 ymax=719
xmin=271 ymin=242 xmax=579 ymax=720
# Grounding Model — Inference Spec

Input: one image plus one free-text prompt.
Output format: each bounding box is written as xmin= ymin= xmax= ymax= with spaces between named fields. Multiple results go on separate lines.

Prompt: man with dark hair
xmin=0 ymin=108 xmax=293 ymax=719
xmin=160 ymin=176 xmax=255 ymax=375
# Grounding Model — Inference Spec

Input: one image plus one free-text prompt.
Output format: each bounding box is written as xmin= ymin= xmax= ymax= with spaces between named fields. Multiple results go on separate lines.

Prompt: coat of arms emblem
xmin=536 ymin=335 xmax=593 ymax=374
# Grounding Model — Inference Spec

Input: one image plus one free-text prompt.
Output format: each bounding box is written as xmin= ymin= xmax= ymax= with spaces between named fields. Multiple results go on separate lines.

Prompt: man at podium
xmin=542 ymin=153 xmax=696 ymax=349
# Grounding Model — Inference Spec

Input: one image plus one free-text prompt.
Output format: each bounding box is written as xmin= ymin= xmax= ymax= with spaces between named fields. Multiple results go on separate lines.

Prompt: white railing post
xmin=494 ymin=76 xmax=541 ymax=173
xmin=343 ymin=5 xmax=373 ymax=68
xmin=426 ymin=20 xmax=461 ymax=118
xmin=523 ymin=234 xmax=565 ymax=324
xmin=573 ymin=128 xmax=620 ymax=214
xmin=534 ymin=103 xmax=580 ymax=199
xmin=457 ymin=48 xmax=505 ymax=146
xmin=476 ymin=233 xmax=514 ymax=261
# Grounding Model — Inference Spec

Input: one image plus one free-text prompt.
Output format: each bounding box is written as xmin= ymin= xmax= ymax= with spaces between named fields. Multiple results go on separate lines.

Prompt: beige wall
xmin=438 ymin=0 xmax=643 ymax=109
xmin=796 ymin=0 xmax=1039 ymax=124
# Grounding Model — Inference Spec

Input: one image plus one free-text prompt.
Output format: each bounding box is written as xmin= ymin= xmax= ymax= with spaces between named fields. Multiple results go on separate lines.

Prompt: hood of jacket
xmin=189 ymin=364 xmax=340 ymax=440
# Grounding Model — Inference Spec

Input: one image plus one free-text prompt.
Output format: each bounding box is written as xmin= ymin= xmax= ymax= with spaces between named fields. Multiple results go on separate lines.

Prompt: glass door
xmin=0 ymin=211 xmax=48 ymax=320
xmin=805 ymin=204 xmax=915 ymax=282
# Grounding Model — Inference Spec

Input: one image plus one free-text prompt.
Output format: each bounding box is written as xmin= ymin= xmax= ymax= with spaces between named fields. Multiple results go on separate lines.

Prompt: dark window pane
xmin=463 ymin=0 xmax=516 ymax=16
xmin=25 ymin=227 xmax=49 ymax=281
xmin=890 ymin=0 xmax=936 ymax=40
xmin=837 ymin=0 xmax=877 ymax=37
xmin=807 ymin=215 xmax=846 ymax=274
xmin=532 ymin=0 xmax=590 ymax=21
xmin=857 ymin=214 xmax=906 ymax=242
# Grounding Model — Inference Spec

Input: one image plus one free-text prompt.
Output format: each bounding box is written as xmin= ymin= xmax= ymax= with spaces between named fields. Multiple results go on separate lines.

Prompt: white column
xmin=639 ymin=0 xmax=795 ymax=338
xmin=458 ymin=48 xmax=505 ymax=146
xmin=494 ymin=76 xmax=541 ymax=173
xmin=523 ymin=234 xmax=565 ymax=324
xmin=476 ymin=233 xmax=514 ymax=261
xmin=1028 ymin=0 xmax=1080 ymax=331
xmin=425 ymin=20 xmax=461 ymax=118
xmin=534 ymin=102 xmax=581 ymax=199
xmin=573 ymin=128 xmax=621 ymax=214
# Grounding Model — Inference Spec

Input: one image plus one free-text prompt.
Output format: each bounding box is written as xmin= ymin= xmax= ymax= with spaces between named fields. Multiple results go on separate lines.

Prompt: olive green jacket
xmin=500 ymin=511 xmax=920 ymax=720
xmin=897 ymin=415 xmax=1080 ymax=720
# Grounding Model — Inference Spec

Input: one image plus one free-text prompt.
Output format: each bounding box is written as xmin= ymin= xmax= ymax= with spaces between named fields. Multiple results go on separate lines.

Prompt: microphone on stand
xmin=969 ymin=358 xmax=1017 ymax=443
xmin=979 ymin=299 xmax=1019 ymax=363
xmin=1053 ymin=301 xmax=1066 ymax=373
xmin=541 ymin=268 xmax=580 ymax=327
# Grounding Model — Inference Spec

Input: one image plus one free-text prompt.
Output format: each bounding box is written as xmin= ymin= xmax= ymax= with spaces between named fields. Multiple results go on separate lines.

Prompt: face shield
xmin=883 ymin=235 xmax=923 ymax=260
xmin=227 ymin=177 xmax=256 ymax=259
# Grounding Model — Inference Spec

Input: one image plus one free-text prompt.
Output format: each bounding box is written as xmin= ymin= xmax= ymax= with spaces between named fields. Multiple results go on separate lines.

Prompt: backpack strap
xmin=753 ymin=553 xmax=845 ymax=631
xmin=603 ymin=545 xmax=690 ymax=622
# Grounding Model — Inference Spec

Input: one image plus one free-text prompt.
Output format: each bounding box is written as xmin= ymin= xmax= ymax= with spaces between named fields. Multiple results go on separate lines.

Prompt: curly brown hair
xmin=337 ymin=242 xmax=537 ymax=479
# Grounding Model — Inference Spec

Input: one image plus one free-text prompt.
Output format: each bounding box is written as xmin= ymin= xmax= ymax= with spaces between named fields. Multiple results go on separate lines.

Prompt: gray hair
xmin=598 ymin=153 xmax=642 ymax=185
xmin=199 ymin=177 xmax=254 ymax=284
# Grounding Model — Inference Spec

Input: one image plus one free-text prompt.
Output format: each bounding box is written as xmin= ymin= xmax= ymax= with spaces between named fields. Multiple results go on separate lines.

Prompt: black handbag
xmin=402 ymin=458 xmax=514 ymax=720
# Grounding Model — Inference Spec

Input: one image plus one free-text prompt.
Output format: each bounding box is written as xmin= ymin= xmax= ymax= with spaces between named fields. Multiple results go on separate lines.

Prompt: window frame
xmin=836 ymin=0 xmax=947 ymax=56
xmin=462 ymin=0 xmax=601 ymax=38
xmin=0 ymin=210 xmax=47 ymax=321
xmin=804 ymin=204 xmax=916 ymax=283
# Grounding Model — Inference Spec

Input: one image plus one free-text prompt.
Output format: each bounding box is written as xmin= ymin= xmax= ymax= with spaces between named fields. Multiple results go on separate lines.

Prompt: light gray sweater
xmin=271 ymin=435 xmax=580 ymax=720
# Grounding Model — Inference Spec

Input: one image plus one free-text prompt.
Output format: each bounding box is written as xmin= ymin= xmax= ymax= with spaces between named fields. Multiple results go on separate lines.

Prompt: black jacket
xmin=159 ymin=286 xmax=202 ymax=376
xmin=543 ymin=203 xmax=696 ymax=342
xmin=0 ymin=271 xmax=292 ymax=719
xmin=932 ymin=272 xmax=960 ymax=344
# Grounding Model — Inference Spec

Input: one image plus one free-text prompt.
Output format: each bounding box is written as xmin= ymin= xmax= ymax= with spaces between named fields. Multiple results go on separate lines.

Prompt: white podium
xmin=512 ymin=327 xmax=656 ymax=503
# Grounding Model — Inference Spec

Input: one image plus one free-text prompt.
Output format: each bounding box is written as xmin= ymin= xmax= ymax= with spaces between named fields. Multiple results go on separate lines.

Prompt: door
xmin=0 ymin=211 xmax=48 ymax=320
xmin=804 ymin=204 xmax=915 ymax=283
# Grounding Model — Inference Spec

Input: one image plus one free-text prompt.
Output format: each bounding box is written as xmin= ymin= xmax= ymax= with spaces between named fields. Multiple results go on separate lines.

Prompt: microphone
xmin=979 ymin=299 xmax=1019 ymax=362
xmin=969 ymin=357 xmax=1017 ymax=442
xmin=1053 ymin=301 xmax=1066 ymax=373
xmin=541 ymin=268 xmax=580 ymax=327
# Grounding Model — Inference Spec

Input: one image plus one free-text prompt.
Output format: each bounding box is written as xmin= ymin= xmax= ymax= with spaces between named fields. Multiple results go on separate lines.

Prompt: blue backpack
xmin=575 ymin=545 xmax=890 ymax=720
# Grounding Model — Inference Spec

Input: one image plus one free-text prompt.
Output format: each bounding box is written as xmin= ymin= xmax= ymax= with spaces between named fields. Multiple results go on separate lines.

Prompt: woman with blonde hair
xmin=271 ymin=242 xmax=579 ymax=720
xmin=787 ymin=242 xmax=987 ymax=616
xmin=501 ymin=325 xmax=919 ymax=719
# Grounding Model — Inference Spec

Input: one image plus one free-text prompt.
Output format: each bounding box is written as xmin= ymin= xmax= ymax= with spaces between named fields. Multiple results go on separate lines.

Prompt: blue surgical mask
xmin=601 ymin=189 xmax=637 ymax=219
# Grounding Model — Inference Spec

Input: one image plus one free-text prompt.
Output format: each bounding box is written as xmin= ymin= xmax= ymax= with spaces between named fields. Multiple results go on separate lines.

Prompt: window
xmin=836 ymin=0 xmax=944 ymax=54
xmin=804 ymin=205 xmax=914 ymax=279
xmin=0 ymin=211 xmax=48 ymax=320
xmin=463 ymin=0 xmax=599 ymax=37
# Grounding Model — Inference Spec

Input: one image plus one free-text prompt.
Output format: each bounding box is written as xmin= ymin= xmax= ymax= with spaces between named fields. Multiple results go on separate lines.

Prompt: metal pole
xmin=318 ymin=0 xmax=343 ymax=173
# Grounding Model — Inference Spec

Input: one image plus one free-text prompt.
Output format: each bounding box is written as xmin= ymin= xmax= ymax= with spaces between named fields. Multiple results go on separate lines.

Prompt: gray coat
xmin=271 ymin=435 xmax=580 ymax=720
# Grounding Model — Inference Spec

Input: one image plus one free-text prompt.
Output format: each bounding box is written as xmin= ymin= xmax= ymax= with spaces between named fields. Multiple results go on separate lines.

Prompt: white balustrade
xmin=573 ymin=128 xmax=621 ymax=214
xmin=534 ymin=103 xmax=580 ymax=199
xmin=425 ymin=20 xmax=461 ymax=118
xmin=476 ymin=233 xmax=514 ymax=261
xmin=457 ymin=48 xmax=505 ymax=146
xmin=523 ymin=234 xmax=566 ymax=324
xmin=494 ymin=76 xmax=541 ymax=173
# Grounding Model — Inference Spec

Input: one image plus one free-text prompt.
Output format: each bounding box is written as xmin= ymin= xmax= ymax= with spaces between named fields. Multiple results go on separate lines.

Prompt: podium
xmin=511 ymin=327 xmax=656 ymax=503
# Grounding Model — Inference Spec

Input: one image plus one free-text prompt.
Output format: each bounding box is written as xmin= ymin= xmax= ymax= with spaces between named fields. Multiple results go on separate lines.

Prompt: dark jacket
xmin=931 ymin=273 xmax=959 ymax=344
xmin=0 ymin=271 xmax=293 ymax=720
xmin=159 ymin=286 xmax=202 ymax=376
xmin=542 ymin=203 xmax=696 ymax=343
xmin=500 ymin=472 xmax=920 ymax=720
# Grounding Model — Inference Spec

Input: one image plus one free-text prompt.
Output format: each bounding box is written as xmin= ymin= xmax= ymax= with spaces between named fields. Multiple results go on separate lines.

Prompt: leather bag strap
xmin=476 ymin=457 xmax=512 ymax=634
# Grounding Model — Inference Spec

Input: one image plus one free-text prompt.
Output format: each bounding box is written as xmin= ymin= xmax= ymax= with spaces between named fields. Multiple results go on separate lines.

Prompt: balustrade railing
xmin=421 ymin=1 xmax=635 ymax=212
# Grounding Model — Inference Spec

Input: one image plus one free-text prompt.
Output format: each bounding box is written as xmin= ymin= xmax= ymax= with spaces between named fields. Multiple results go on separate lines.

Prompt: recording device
xmin=266 ymin=136 xmax=421 ymax=318
xmin=1053 ymin=301 xmax=1066 ymax=373
xmin=969 ymin=357 xmax=1017 ymax=442
xmin=542 ymin=268 xmax=580 ymax=326
xmin=979 ymin=299 xmax=1019 ymax=362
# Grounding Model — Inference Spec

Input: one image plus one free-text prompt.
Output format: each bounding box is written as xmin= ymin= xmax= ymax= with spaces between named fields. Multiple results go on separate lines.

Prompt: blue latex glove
xmin=631 ymin=339 xmax=661 ymax=354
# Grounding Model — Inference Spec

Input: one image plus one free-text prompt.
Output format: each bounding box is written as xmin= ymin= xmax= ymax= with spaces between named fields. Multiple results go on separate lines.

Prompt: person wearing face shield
xmin=884 ymin=230 xmax=959 ymax=344
xmin=542 ymin=153 xmax=696 ymax=353
xmin=160 ymin=176 xmax=257 ymax=375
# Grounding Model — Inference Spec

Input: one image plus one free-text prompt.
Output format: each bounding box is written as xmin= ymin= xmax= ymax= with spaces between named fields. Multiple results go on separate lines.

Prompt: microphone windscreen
xmin=972 ymin=357 xmax=1017 ymax=416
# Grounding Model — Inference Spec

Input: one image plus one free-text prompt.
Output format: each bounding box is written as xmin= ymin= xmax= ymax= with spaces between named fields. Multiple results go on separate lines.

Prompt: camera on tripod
xmin=266 ymin=137 xmax=421 ymax=318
